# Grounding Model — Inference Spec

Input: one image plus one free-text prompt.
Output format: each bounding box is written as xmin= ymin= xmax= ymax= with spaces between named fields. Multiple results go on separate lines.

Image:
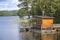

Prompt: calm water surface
xmin=0 ymin=16 xmax=60 ymax=40
xmin=0 ymin=16 xmax=19 ymax=40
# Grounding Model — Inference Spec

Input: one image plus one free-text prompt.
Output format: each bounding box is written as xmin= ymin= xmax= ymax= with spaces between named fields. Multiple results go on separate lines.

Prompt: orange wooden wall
xmin=36 ymin=16 xmax=54 ymax=28
xmin=42 ymin=18 xmax=53 ymax=28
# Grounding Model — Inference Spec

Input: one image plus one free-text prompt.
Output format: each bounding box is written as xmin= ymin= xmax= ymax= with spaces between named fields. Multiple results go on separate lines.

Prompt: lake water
xmin=0 ymin=16 xmax=60 ymax=40
xmin=0 ymin=16 xmax=19 ymax=40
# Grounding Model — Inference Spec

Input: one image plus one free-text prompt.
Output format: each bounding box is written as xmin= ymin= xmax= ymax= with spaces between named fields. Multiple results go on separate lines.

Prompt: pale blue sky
xmin=0 ymin=0 xmax=19 ymax=10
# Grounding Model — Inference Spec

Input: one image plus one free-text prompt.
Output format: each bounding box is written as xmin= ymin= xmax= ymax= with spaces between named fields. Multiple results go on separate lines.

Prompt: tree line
xmin=0 ymin=10 xmax=17 ymax=16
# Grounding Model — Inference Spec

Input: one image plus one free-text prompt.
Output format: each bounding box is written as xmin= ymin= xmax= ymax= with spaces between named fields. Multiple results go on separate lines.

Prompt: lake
xmin=0 ymin=16 xmax=19 ymax=40
xmin=0 ymin=16 xmax=60 ymax=40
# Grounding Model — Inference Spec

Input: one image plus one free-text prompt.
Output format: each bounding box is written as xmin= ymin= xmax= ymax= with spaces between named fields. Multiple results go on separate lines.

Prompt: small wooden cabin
xmin=36 ymin=16 xmax=54 ymax=29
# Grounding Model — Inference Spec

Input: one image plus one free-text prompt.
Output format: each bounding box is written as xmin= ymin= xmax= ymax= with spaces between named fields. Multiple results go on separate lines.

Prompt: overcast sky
xmin=0 ymin=0 xmax=19 ymax=10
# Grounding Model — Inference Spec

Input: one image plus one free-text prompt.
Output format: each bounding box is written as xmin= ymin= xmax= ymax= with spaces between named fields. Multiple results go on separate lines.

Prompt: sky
xmin=0 ymin=0 xmax=19 ymax=10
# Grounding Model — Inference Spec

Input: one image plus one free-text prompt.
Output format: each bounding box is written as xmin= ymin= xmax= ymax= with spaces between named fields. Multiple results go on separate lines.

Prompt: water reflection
xmin=19 ymin=32 xmax=31 ymax=40
xmin=19 ymin=32 xmax=60 ymax=40
xmin=56 ymin=32 xmax=60 ymax=40
xmin=41 ymin=34 xmax=56 ymax=40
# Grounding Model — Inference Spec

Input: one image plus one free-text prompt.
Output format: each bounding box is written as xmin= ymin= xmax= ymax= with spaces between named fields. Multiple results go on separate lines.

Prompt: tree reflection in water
xmin=57 ymin=32 xmax=60 ymax=40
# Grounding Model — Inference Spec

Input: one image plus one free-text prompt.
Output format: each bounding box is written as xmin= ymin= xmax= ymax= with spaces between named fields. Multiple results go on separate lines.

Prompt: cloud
xmin=0 ymin=0 xmax=19 ymax=10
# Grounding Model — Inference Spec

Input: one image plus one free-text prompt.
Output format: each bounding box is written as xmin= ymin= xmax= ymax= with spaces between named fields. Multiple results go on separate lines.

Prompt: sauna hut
xmin=36 ymin=16 xmax=56 ymax=33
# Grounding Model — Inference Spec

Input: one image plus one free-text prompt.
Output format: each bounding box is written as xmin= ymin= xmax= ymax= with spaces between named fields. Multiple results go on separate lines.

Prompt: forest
xmin=0 ymin=10 xmax=17 ymax=16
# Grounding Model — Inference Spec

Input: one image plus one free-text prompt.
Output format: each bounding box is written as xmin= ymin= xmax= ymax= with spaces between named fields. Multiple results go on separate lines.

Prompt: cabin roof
xmin=36 ymin=16 xmax=54 ymax=18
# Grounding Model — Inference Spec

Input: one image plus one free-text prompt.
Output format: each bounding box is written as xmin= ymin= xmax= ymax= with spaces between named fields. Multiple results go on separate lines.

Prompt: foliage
xmin=54 ymin=8 xmax=60 ymax=23
xmin=17 ymin=0 xmax=60 ymax=17
xmin=28 ymin=18 xmax=36 ymax=26
xmin=30 ymin=0 xmax=60 ymax=17
xmin=0 ymin=10 xmax=17 ymax=16
xmin=28 ymin=18 xmax=36 ymax=23
xmin=17 ymin=8 xmax=27 ymax=18
xmin=17 ymin=0 xmax=60 ymax=23
xmin=15 ymin=18 xmax=36 ymax=23
xmin=17 ymin=0 xmax=32 ymax=18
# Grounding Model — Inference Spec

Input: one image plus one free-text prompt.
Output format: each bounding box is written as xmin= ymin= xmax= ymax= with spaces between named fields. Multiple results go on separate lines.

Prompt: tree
xmin=17 ymin=0 xmax=32 ymax=18
xmin=30 ymin=0 xmax=42 ymax=17
xmin=30 ymin=0 xmax=60 ymax=17
xmin=54 ymin=8 xmax=60 ymax=23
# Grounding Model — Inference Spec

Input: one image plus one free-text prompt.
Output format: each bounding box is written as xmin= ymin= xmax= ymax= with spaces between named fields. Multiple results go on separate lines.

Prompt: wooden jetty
xmin=53 ymin=24 xmax=60 ymax=32
xmin=19 ymin=22 xmax=32 ymax=32
xmin=19 ymin=16 xmax=60 ymax=34
xmin=20 ymin=27 xmax=31 ymax=32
